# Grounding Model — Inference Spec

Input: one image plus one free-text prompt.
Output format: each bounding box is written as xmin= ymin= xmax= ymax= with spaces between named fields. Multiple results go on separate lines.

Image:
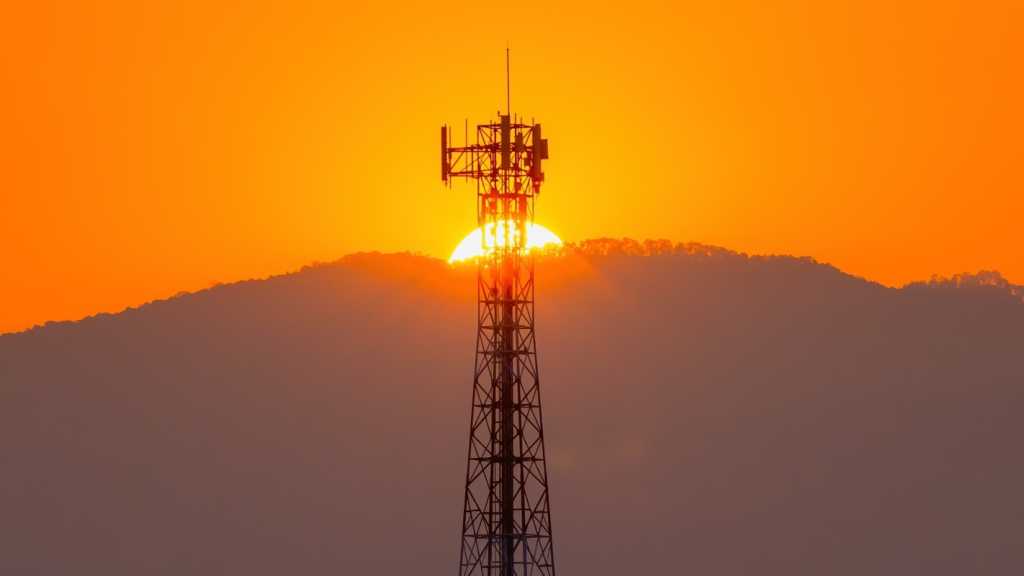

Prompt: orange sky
xmin=1 ymin=0 xmax=1022 ymax=333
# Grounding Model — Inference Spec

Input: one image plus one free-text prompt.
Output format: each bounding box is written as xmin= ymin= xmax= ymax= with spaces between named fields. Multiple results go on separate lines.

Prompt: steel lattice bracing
xmin=442 ymin=113 xmax=554 ymax=576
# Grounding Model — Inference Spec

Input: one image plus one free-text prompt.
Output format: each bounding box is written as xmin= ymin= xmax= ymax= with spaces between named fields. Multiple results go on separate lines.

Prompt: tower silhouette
xmin=441 ymin=52 xmax=555 ymax=576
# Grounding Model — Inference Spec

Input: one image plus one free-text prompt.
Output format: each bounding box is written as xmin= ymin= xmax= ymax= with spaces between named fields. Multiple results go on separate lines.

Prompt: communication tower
xmin=441 ymin=50 xmax=555 ymax=576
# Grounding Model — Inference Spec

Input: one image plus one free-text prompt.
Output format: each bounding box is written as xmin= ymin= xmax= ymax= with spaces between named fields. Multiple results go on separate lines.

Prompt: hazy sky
xmin=2 ymin=0 xmax=1021 ymax=333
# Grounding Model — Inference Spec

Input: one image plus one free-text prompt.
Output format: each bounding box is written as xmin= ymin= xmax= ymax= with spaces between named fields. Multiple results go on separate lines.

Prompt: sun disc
xmin=449 ymin=222 xmax=562 ymax=263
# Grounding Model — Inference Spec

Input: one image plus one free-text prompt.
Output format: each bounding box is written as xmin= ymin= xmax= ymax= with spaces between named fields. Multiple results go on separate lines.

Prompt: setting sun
xmin=449 ymin=222 xmax=562 ymax=263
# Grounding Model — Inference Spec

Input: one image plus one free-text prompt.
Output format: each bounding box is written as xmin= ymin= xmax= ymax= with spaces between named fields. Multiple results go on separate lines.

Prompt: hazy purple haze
xmin=2 ymin=242 xmax=1022 ymax=575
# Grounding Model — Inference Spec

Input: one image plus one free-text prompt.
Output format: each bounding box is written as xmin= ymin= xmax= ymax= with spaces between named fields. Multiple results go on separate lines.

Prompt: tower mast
xmin=506 ymin=44 xmax=511 ymax=119
xmin=441 ymin=54 xmax=554 ymax=576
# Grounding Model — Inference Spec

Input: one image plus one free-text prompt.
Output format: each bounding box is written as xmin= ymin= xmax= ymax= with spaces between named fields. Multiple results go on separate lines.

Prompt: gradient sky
xmin=1 ymin=0 xmax=1021 ymax=333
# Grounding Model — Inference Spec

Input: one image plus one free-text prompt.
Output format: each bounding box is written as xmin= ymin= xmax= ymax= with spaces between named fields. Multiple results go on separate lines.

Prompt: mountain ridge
xmin=5 ymin=238 xmax=1020 ymax=338
xmin=2 ymin=239 xmax=1023 ymax=574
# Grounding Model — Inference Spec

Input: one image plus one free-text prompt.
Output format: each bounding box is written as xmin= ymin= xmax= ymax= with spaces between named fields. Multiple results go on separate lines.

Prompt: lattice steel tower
xmin=441 ymin=51 xmax=555 ymax=576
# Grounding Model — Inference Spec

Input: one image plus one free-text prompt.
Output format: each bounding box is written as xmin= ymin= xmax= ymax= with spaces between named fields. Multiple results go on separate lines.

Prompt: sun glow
xmin=449 ymin=222 xmax=562 ymax=263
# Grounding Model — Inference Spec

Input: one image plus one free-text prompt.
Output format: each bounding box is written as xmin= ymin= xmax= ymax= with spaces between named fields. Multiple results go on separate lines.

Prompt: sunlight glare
xmin=449 ymin=222 xmax=562 ymax=263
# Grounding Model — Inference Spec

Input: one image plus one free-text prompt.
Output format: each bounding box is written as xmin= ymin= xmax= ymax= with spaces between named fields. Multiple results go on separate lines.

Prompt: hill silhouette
xmin=2 ymin=240 xmax=1022 ymax=575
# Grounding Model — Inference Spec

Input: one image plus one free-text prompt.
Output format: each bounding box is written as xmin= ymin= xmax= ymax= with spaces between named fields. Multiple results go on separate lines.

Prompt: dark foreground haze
xmin=2 ymin=240 xmax=1023 ymax=575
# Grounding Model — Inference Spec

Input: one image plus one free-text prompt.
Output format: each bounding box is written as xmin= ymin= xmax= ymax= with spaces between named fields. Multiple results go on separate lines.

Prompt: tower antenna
xmin=440 ymin=54 xmax=554 ymax=576
xmin=506 ymin=43 xmax=511 ymax=115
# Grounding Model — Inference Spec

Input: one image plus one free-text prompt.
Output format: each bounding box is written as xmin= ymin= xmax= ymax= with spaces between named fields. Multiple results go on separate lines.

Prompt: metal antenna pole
xmin=441 ymin=53 xmax=554 ymax=576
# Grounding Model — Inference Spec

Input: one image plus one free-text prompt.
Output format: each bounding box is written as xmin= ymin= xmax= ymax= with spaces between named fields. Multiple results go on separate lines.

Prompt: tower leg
xmin=501 ymin=274 xmax=515 ymax=576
